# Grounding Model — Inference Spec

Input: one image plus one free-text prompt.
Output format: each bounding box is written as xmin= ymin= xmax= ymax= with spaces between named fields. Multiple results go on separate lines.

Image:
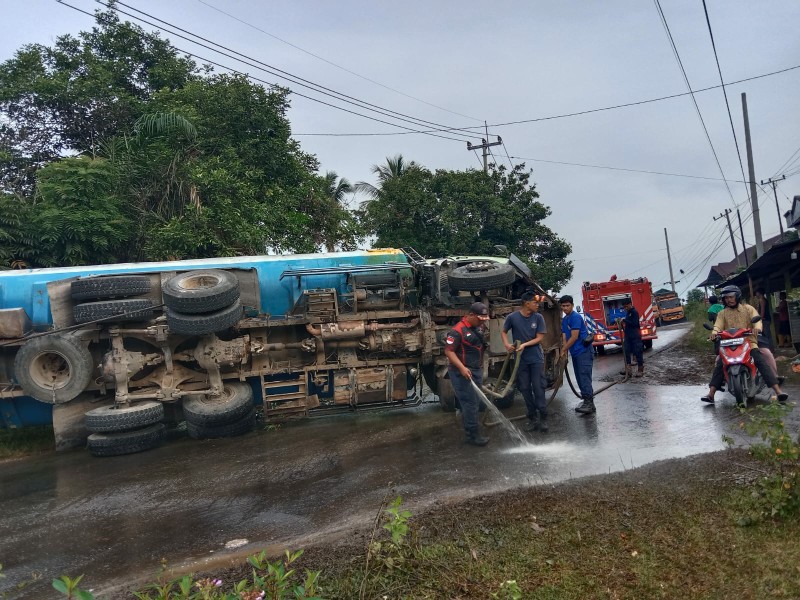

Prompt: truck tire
xmin=186 ymin=409 xmax=256 ymax=440
xmin=448 ymin=262 xmax=516 ymax=291
xmin=166 ymin=300 xmax=242 ymax=336
xmin=437 ymin=376 xmax=457 ymax=412
xmin=14 ymin=334 xmax=94 ymax=404
xmin=73 ymin=299 xmax=155 ymax=324
xmin=85 ymin=401 xmax=164 ymax=433
xmin=87 ymin=423 xmax=166 ymax=457
xmin=71 ymin=275 xmax=151 ymax=301
xmin=162 ymin=270 xmax=240 ymax=314
xmin=183 ymin=383 xmax=254 ymax=427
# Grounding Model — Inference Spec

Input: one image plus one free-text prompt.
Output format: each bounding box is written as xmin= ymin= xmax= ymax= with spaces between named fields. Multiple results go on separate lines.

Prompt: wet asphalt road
xmin=0 ymin=324 xmax=792 ymax=597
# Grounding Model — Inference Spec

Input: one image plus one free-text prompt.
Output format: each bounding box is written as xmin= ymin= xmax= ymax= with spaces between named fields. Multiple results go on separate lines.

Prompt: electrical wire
xmin=57 ymin=0 xmax=473 ymax=143
xmin=500 ymin=140 xmax=516 ymax=171
xmin=294 ymin=64 xmax=800 ymax=136
xmin=654 ymin=0 xmax=737 ymax=208
xmin=99 ymin=0 xmax=481 ymax=141
xmin=195 ymin=0 xmax=483 ymax=123
xmin=472 ymin=149 xmax=484 ymax=169
xmin=506 ymin=155 xmax=745 ymax=182
xmin=701 ymin=0 xmax=750 ymax=203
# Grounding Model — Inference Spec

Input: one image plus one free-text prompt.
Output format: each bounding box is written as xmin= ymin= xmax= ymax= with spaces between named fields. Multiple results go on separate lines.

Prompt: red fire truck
xmin=580 ymin=276 xmax=658 ymax=354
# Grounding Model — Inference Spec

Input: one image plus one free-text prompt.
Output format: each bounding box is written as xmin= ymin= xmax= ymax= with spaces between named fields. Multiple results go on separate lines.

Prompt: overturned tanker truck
xmin=0 ymin=248 xmax=563 ymax=455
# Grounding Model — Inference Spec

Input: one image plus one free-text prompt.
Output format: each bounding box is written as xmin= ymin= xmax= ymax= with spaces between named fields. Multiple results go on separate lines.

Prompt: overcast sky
xmin=2 ymin=0 xmax=799 ymax=299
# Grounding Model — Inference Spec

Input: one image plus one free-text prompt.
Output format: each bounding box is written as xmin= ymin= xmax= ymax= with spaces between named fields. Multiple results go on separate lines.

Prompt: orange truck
xmin=580 ymin=276 xmax=657 ymax=354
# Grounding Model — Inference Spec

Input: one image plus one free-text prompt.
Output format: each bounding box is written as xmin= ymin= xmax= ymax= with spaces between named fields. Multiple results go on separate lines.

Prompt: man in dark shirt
xmin=501 ymin=291 xmax=548 ymax=432
xmin=444 ymin=302 xmax=490 ymax=446
xmin=620 ymin=298 xmax=644 ymax=377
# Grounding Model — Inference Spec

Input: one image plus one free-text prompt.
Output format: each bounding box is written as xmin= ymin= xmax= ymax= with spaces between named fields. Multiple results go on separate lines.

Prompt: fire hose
xmin=482 ymin=342 xmax=631 ymax=427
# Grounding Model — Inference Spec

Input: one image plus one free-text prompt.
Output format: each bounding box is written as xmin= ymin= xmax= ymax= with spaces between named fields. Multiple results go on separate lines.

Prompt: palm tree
xmin=354 ymin=154 xmax=418 ymax=201
xmin=324 ymin=171 xmax=353 ymax=206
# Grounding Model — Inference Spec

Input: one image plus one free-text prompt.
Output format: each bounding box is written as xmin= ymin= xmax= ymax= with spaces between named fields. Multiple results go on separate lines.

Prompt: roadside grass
xmin=684 ymin=301 xmax=711 ymax=353
xmin=0 ymin=426 xmax=54 ymax=460
xmin=309 ymin=450 xmax=800 ymax=599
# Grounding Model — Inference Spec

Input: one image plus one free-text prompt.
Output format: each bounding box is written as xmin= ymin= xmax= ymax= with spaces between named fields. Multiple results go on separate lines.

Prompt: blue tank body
xmin=0 ymin=249 xmax=409 ymax=328
xmin=0 ymin=249 xmax=411 ymax=428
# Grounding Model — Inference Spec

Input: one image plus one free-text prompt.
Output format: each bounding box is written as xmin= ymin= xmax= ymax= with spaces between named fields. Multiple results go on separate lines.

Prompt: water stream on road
xmin=472 ymin=381 xmax=531 ymax=446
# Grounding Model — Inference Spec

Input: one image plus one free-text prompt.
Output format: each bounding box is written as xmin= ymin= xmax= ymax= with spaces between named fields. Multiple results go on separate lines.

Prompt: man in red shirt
xmin=445 ymin=302 xmax=490 ymax=446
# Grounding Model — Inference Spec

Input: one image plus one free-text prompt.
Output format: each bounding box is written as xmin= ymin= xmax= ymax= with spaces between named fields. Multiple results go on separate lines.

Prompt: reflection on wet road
xmin=0 ymin=325 xmax=768 ymax=597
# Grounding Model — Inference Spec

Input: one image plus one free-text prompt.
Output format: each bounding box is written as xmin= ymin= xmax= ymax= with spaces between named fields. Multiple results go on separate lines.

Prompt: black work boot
xmin=523 ymin=418 xmax=539 ymax=432
xmin=466 ymin=427 xmax=489 ymax=446
xmin=574 ymin=399 xmax=588 ymax=412
xmin=576 ymin=399 xmax=596 ymax=414
xmin=539 ymin=414 xmax=549 ymax=433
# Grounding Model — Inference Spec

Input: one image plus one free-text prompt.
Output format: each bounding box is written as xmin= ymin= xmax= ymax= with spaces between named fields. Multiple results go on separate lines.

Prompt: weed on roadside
xmin=50 ymin=550 xmax=322 ymax=600
xmin=0 ymin=426 xmax=55 ymax=459
xmin=732 ymin=401 xmax=800 ymax=523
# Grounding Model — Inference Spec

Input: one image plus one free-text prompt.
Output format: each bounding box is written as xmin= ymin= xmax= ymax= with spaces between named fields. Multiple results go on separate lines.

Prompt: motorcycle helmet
xmin=719 ymin=284 xmax=742 ymax=305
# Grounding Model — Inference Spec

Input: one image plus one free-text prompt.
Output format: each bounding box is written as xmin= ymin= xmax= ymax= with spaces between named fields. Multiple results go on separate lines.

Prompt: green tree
xmin=360 ymin=162 xmax=573 ymax=291
xmin=686 ymin=289 xmax=706 ymax=304
xmin=0 ymin=8 xmax=197 ymax=197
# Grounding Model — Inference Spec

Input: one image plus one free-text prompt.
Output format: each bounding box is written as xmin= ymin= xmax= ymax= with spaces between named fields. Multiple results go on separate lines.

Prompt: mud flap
xmin=52 ymin=394 xmax=95 ymax=451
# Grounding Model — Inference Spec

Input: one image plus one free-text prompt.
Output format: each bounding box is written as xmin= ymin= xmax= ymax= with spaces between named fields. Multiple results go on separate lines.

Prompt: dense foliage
xmin=0 ymin=9 xmax=360 ymax=267
xmin=358 ymin=160 xmax=573 ymax=291
xmin=0 ymin=9 xmax=571 ymax=290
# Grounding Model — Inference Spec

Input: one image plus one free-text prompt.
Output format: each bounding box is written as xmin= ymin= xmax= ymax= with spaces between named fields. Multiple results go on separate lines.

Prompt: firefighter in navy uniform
xmin=444 ymin=302 xmax=491 ymax=446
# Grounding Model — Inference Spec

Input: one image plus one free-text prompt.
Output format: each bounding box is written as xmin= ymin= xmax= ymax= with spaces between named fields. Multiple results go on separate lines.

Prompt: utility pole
xmin=713 ymin=209 xmax=740 ymax=266
xmin=736 ymin=208 xmax=749 ymax=267
xmin=741 ymin=92 xmax=764 ymax=258
xmin=760 ymin=174 xmax=786 ymax=240
xmin=664 ymin=227 xmax=676 ymax=294
xmin=466 ymin=137 xmax=502 ymax=174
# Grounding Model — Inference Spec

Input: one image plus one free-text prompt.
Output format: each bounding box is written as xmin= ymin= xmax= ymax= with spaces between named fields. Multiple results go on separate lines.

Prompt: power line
xmin=653 ymin=0 xmax=737 ymax=208
xmin=195 ymin=0 xmax=483 ymax=123
xmin=506 ymin=155 xmax=745 ymax=182
xmin=500 ymin=140 xmax=515 ymax=171
xmin=89 ymin=0 xmax=481 ymax=142
xmin=293 ymin=64 xmax=800 ymax=136
xmin=701 ymin=0 xmax=750 ymax=201
xmin=58 ymin=0 xmax=473 ymax=143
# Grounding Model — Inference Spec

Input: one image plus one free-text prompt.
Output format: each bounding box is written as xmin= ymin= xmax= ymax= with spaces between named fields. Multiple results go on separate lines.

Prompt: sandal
xmin=777 ymin=393 xmax=788 ymax=403
xmin=700 ymin=395 xmax=715 ymax=403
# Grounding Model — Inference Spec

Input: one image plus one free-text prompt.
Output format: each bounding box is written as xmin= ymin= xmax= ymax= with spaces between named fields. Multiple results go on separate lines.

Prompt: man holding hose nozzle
xmin=501 ymin=291 xmax=548 ymax=432
xmin=444 ymin=302 xmax=491 ymax=447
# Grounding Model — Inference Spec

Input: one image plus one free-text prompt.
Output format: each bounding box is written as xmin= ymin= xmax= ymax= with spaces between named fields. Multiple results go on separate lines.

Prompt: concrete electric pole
xmin=713 ymin=209 xmax=740 ymax=266
xmin=664 ymin=227 xmax=676 ymax=294
xmin=760 ymin=174 xmax=786 ymax=241
xmin=741 ymin=93 xmax=764 ymax=258
xmin=467 ymin=137 xmax=503 ymax=174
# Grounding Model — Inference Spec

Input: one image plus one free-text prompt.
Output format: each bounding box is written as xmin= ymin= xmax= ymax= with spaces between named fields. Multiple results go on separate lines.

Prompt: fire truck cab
xmin=580 ymin=276 xmax=657 ymax=354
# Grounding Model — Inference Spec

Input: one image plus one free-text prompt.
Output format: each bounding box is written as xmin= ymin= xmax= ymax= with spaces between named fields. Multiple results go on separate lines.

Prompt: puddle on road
xmin=503 ymin=441 xmax=577 ymax=455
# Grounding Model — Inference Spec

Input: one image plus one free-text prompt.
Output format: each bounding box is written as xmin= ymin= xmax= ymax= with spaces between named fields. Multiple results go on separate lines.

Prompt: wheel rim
xmin=178 ymin=273 xmax=221 ymax=291
xmin=29 ymin=351 xmax=72 ymax=391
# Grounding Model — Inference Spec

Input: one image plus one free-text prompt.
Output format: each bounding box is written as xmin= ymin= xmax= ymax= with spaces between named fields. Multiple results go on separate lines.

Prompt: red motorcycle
xmin=704 ymin=317 xmax=765 ymax=407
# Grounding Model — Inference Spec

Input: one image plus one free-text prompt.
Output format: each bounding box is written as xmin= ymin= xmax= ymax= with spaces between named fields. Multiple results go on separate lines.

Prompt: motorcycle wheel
xmin=729 ymin=372 xmax=748 ymax=407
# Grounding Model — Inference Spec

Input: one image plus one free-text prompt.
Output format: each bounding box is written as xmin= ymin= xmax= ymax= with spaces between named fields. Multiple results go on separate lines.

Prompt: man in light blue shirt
xmin=501 ymin=291 xmax=548 ymax=432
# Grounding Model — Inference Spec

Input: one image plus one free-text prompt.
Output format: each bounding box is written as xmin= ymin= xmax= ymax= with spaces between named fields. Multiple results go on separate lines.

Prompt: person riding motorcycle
xmin=701 ymin=285 xmax=788 ymax=404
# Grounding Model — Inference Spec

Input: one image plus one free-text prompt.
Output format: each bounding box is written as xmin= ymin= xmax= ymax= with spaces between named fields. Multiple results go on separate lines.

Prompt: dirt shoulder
xmin=197 ymin=449 xmax=799 ymax=600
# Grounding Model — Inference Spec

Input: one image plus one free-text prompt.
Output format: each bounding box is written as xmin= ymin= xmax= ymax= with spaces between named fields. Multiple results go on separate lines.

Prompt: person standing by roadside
xmin=444 ymin=302 xmax=490 ymax=446
xmin=559 ymin=295 xmax=595 ymax=414
xmin=755 ymin=288 xmax=773 ymax=349
xmin=501 ymin=291 xmax=548 ymax=432
xmin=707 ymin=295 xmax=724 ymax=323
xmin=619 ymin=298 xmax=644 ymax=378
xmin=777 ymin=291 xmax=792 ymax=348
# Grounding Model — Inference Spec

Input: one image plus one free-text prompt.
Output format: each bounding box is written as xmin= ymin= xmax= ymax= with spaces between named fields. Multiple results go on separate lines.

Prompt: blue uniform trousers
xmin=448 ymin=367 xmax=483 ymax=432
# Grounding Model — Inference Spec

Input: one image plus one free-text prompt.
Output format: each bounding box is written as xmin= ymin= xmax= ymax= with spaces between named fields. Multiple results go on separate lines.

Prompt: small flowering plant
xmin=740 ymin=401 xmax=800 ymax=520
xmin=54 ymin=549 xmax=322 ymax=600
